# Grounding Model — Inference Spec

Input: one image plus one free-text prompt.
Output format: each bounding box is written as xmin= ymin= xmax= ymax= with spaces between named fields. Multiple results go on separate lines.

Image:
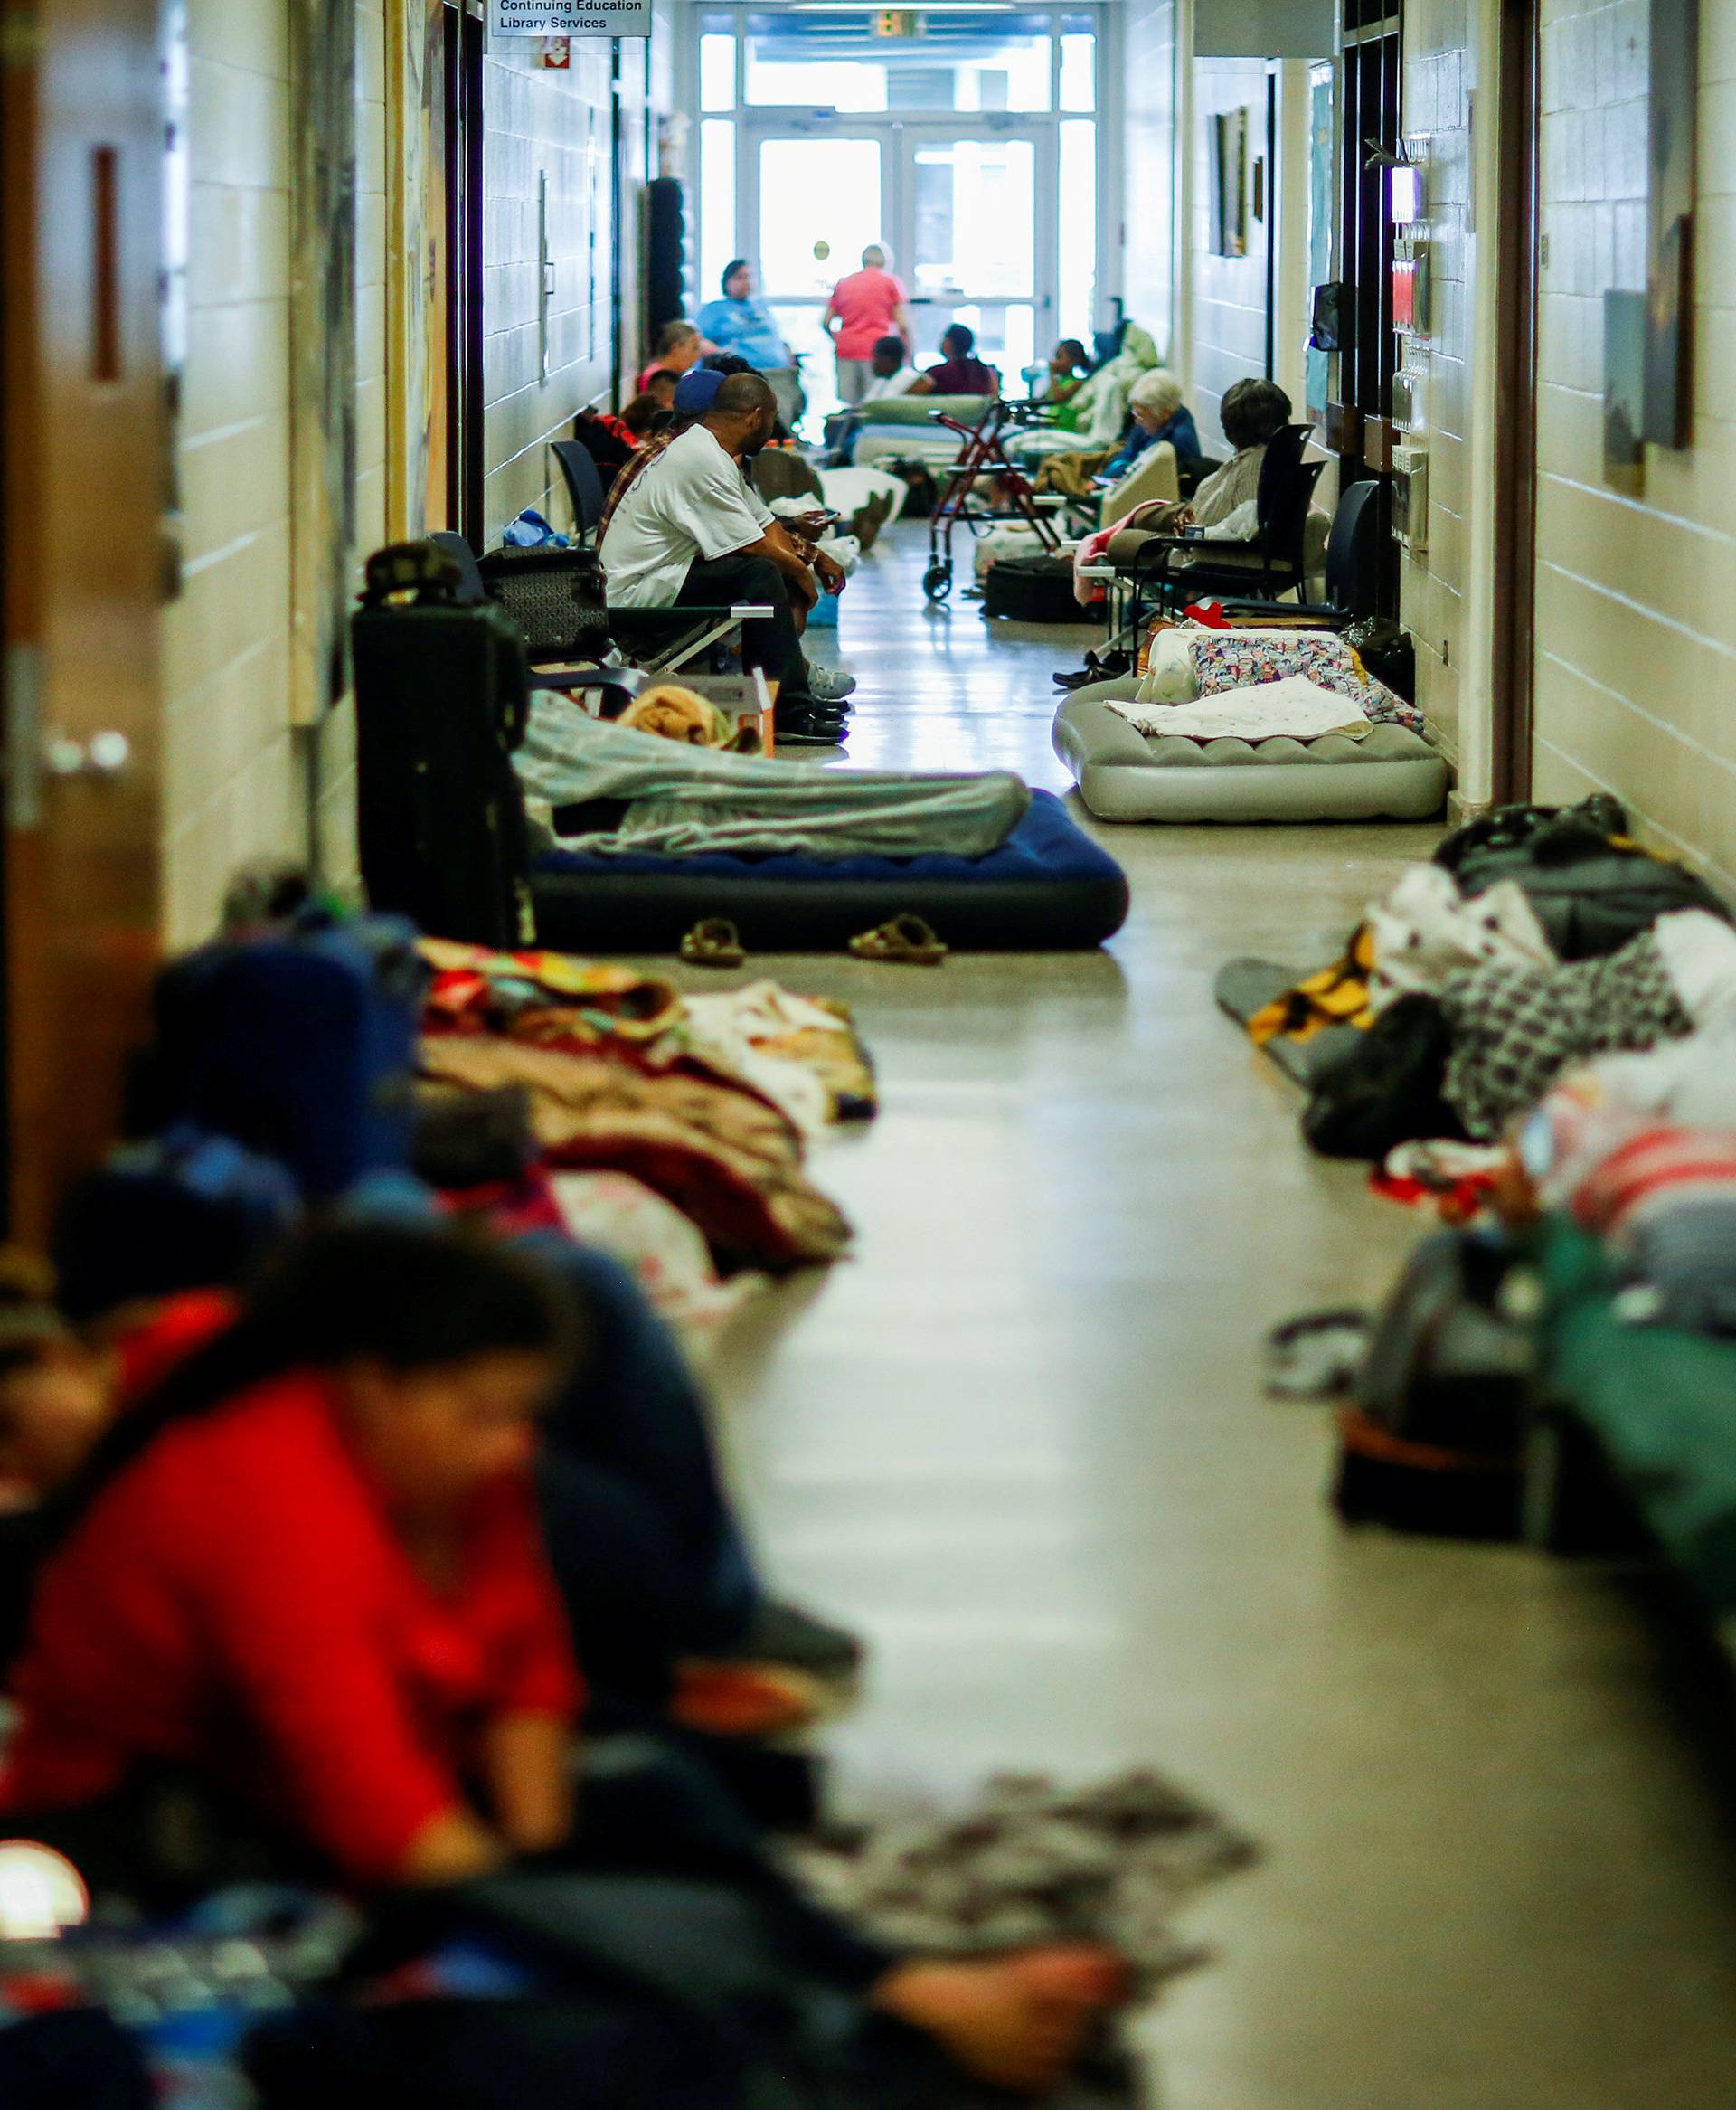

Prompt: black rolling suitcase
xmin=982 ymin=553 xmax=1099 ymax=624
xmin=352 ymin=543 xmax=536 ymax=948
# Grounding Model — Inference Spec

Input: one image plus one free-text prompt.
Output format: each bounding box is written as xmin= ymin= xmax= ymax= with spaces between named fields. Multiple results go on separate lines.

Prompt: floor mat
xmin=1212 ymin=957 xmax=1365 ymax=1088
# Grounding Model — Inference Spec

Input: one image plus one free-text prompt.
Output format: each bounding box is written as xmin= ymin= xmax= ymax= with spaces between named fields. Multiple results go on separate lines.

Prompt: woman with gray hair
xmin=1034 ymin=367 xmax=1200 ymax=498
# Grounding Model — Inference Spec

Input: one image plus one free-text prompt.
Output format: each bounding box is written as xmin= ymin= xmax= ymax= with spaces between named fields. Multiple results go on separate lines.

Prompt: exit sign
xmin=872 ymin=9 xmax=922 ymax=34
xmin=489 ymin=0 xmax=650 ymax=34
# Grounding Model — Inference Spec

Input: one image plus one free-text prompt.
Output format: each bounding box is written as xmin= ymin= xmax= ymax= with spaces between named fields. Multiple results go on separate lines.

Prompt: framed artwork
xmin=1605 ymin=289 xmax=1647 ymax=496
xmin=1644 ymin=0 xmax=1698 ymax=447
xmin=1210 ymin=108 xmax=1250 ymax=258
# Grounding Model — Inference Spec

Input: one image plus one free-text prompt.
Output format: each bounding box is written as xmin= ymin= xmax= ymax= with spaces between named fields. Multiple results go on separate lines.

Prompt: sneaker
xmin=804 ymin=662 xmax=857 ymax=703
xmin=778 ymin=703 xmax=849 ymax=747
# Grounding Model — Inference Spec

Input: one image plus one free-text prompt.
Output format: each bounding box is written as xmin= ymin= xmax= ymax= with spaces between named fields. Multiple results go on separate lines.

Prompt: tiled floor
xmin=711 ymin=525 xmax=1736 ymax=2109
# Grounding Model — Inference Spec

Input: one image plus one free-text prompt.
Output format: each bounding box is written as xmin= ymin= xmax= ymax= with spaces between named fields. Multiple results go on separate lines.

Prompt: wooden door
xmin=1 ymin=0 xmax=165 ymax=1244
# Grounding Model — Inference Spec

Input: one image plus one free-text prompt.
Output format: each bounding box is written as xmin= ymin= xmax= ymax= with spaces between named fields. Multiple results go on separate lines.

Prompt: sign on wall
xmin=488 ymin=0 xmax=650 ymax=34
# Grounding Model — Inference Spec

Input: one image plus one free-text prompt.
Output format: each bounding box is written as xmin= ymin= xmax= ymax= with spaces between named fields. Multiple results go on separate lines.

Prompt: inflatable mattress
xmin=1053 ymin=686 xmax=1448 ymax=825
xmin=531 ymin=788 xmax=1130 ymax=954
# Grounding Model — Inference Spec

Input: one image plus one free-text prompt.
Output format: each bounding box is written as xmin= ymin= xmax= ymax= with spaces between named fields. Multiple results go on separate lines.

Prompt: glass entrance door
xmin=743 ymin=128 xmax=890 ymax=413
xmin=744 ymin=118 xmax=1052 ymax=416
xmin=901 ymin=130 xmax=1044 ymax=387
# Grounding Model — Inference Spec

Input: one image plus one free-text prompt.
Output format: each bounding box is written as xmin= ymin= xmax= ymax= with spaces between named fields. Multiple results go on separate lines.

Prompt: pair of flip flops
xmin=677 ymin=914 xmax=948 ymax=970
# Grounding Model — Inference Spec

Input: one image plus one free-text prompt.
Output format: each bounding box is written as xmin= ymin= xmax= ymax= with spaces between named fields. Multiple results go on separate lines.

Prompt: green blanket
xmin=1537 ymin=1220 xmax=1736 ymax=1620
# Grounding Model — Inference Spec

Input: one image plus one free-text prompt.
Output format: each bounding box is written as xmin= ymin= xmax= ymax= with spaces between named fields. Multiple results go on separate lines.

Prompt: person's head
xmin=1219 ymin=376 xmax=1292 ymax=452
xmin=871 ymin=335 xmax=907 ymax=379
xmin=861 ymin=244 xmax=888 ymax=271
xmin=0 ymin=1257 xmax=111 ymax=1494
xmin=656 ymin=321 xmax=703 ymax=374
xmin=1128 ymin=367 xmax=1185 ymax=434
xmin=248 ymin=1223 xmax=577 ymax=1521
xmin=1051 ymin=338 xmax=1090 ymax=374
xmin=646 ymin=370 xmax=679 ymax=408
xmin=722 ymin=259 xmax=753 ymax=300
xmin=703 ymin=369 xmax=779 ymax=455
xmin=939 ymin=322 xmax=976 ymax=361
xmin=619 ymin=391 xmax=665 ymax=436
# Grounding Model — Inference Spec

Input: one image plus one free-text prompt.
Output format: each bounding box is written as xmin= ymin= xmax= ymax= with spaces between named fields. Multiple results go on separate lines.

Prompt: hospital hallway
xmin=706 ymin=524 xmax=1736 ymax=2110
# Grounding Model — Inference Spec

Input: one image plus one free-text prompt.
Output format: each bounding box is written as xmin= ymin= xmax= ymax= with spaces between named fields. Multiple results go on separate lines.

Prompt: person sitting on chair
xmin=599 ymin=371 xmax=855 ymax=743
xmin=1035 ymin=369 xmax=1199 ymax=499
xmin=913 ymin=322 xmax=998 ymax=399
xmin=636 ymin=320 xmax=703 ymax=398
xmin=1043 ymin=339 xmax=1094 ymax=402
xmin=861 ymin=334 xmax=921 ymax=404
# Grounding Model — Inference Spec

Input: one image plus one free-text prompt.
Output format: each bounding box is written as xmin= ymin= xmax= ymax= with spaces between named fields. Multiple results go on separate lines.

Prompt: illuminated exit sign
xmin=871 ymin=10 xmax=922 ymax=34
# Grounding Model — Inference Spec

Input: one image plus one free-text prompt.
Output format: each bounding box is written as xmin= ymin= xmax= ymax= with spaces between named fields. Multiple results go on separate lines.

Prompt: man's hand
xmin=814 ymin=551 xmax=845 ymax=594
xmin=787 ymin=510 xmax=835 ymax=541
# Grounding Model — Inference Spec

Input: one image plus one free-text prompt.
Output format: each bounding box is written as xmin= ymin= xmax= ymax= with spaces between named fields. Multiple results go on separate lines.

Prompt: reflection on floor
xmin=715 ymin=525 xmax=1736 ymax=2109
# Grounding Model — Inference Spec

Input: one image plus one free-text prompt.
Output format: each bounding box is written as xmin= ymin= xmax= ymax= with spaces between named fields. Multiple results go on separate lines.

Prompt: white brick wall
xmin=1400 ymin=0 xmax=1478 ymax=768
xmin=162 ymin=0 xmax=387 ymax=943
xmin=1189 ymin=56 xmax=1272 ymax=451
xmin=1528 ymin=0 xmax=1736 ymax=887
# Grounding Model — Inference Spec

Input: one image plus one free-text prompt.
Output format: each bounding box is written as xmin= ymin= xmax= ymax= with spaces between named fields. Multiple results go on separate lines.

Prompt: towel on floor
xmin=1106 ymin=674 xmax=1373 ymax=744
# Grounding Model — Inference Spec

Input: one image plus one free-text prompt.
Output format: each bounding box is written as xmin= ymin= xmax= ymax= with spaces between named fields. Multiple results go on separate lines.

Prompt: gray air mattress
xmin=1052 ymin=686 xmax=1449 ymax=825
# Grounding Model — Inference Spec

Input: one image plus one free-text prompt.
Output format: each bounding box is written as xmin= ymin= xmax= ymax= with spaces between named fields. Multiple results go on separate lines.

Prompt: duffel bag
xmin=1334 ymin=1227 xmax=1534 ymax=1539
xmin=1434 ymin=793 xmax=1731 ymax=959
xmin=982 ymin=554 xmax=1099 ymax=625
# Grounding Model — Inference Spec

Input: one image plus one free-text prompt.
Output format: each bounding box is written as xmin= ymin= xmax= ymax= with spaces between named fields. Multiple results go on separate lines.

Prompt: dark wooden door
xmin=1 ymin=0 xmax=165 ymax=1243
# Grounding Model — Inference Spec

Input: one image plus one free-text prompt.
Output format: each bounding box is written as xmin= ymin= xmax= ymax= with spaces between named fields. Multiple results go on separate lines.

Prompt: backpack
xmin=982 ymin=554 xmax=1098 ymax=625
xmin=52 ymin=1124 xmax=303 ymax=1321
xmin=1435 ymin=794 xmax=1731 ymax=960
xmin=146 ymin=914 xmax=425 ymax=1202
xmin=1300 ymin=993 xmax=1464 ymax=1161
xmin=1334 ymin=1229 xmax=1535 ymax=1538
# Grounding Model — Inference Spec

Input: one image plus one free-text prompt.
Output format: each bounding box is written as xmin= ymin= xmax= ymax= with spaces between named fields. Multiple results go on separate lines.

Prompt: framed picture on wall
xmin=1210 ymin=109 xmax=1249 ymax=258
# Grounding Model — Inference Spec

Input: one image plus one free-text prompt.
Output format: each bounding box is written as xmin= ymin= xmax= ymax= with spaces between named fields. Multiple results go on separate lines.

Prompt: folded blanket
xmin=1106 ymin=674 xmax=1373 ymax=743
xmin=516 ymin=699 xmax=1031 ymax=859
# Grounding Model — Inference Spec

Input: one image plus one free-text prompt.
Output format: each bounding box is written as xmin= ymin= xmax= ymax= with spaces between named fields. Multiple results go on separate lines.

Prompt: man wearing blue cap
xmin=600 ymin=371 xmax=855 ymax=744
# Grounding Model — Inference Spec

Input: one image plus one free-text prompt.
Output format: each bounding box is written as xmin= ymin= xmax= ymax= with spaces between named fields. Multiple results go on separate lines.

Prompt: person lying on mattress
xmin=599 ymin=370 xmax=856 ymax=748
xmin=0 ymin=1220 xmax=1129 ymax=2099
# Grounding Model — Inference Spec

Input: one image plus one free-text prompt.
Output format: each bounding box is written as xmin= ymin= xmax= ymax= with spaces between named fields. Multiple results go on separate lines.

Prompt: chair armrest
xmin=603 ymin=603 xmax=774 ymax=626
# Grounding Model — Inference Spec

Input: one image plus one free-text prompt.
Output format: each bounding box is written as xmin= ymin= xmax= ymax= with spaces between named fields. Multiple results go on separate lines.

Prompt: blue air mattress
xmin=531 ymin=789 xmax=1130 ymax=952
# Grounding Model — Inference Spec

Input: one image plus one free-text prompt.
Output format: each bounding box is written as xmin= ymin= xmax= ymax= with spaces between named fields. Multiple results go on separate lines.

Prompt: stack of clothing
xmin=416 ymin=939 xmax=876 ymax=1338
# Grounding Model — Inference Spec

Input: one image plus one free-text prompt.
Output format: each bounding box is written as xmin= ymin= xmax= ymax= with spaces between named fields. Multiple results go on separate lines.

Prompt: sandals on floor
xmin=848 ymin=913 xmax=948 ymax=966
xmin=680 ymin=918 xmax=746 ymax=969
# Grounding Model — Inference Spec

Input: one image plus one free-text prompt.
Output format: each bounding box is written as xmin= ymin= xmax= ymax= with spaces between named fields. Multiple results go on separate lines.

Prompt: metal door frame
xmin=739 ymin=111 xmax=1058 ymax=345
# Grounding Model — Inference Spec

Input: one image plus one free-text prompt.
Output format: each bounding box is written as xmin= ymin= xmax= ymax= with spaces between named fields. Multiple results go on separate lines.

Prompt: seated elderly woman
xmin=1035 ymin=369 xmax=1201 ymax=498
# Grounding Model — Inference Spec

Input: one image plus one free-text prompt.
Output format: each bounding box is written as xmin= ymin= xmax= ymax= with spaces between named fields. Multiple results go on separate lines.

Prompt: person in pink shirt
xmin=824 ymin=245 xmax=913 ymax=405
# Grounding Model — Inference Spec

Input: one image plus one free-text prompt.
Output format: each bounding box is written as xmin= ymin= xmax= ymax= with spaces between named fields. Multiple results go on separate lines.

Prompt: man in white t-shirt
xmin=601 ymin=372 xmax=854 ymax=737
xmin=860 ymin=335 xmax=920 ymax=404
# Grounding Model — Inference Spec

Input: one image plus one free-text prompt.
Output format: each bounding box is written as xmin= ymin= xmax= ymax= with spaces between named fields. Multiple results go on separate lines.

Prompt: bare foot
xmin=872 ymin=1945 xmax=1128 ymax=2093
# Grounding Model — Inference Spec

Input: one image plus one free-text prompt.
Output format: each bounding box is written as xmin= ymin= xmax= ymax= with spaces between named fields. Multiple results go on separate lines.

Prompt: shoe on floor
xmin=778 ymin=702 xmax=849 ymax=746
xmin=734 ymin=1597 xmax=866 ymax=1678
xmin=804 ymin=661 xmax=857 ymax=703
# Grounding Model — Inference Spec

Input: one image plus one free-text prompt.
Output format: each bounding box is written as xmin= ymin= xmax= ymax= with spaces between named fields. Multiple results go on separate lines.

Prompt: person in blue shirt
xmin=1099 ymin=369 xmax=1203 ymax=484
xmin=697 ymin=260 xmax=791 ymax=373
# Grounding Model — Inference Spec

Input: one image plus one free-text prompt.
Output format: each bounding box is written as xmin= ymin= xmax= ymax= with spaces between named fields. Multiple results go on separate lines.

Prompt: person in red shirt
xmin=0 ymin=1223 xmax=1130 ymax=2094
xmin=823 ymin=245 xmax=913 ymax=405
xmin=2 ymin=1223 xmax=581 ymax=1889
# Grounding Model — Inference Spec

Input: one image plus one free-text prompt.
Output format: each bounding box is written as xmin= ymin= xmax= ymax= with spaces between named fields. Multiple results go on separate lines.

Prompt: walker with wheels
xmin=921 ymin=398 xmax=1067 ymax=604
